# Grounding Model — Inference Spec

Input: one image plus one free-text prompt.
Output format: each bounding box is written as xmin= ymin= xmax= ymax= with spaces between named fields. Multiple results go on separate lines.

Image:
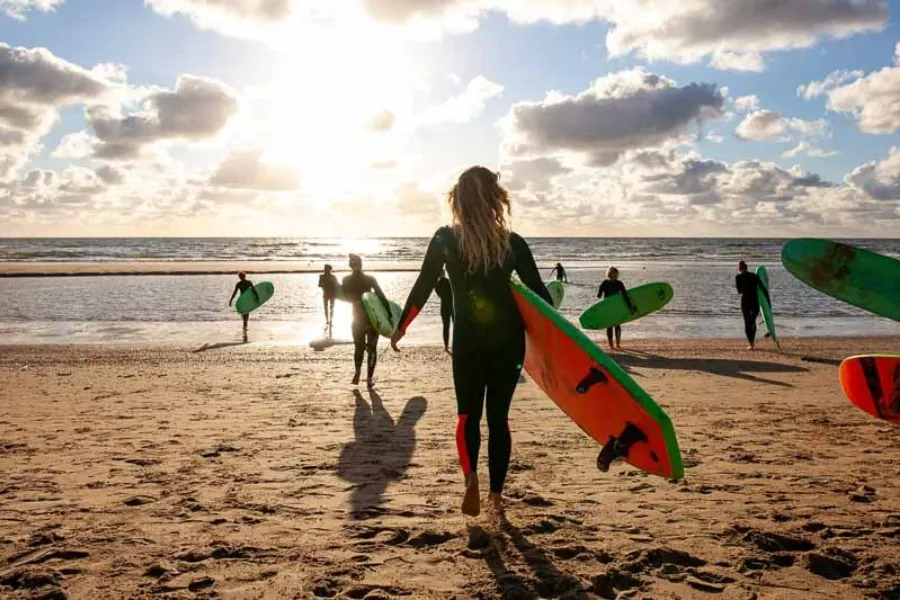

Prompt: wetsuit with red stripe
xmin=396 ymin=226 xmax=551 ymax=494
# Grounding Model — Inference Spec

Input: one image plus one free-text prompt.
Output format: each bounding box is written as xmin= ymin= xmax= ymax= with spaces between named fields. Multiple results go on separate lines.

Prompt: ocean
xmin=0 ymin=237 xmax=897 ymax=345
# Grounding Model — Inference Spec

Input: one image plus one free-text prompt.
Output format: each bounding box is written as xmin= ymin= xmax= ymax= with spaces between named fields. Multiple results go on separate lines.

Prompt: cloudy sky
xmin=1 ymin=0 xmax=899 ymax=237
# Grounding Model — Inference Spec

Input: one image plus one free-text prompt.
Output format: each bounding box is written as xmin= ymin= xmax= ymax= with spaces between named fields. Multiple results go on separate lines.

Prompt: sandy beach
xmin=2 ymin=337 xmax=899 ymax=599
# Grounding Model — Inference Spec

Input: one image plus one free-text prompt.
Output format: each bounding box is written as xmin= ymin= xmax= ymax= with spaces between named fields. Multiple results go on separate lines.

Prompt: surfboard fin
xmin=596 ymin=422 xmax=649 ymax=472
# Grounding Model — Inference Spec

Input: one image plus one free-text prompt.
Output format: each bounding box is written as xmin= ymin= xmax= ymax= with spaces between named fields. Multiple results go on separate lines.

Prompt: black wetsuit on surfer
xmin=342 ymin=254 xmax=390 ymax=388
xmin=228 ymin=271 xmax=259 ymax=331
xmin=596 ymin=267 xmax=635 ymax=349
xmin=435 ymin=272 xmax=453 ymax=352
xmin=391 ymin=166 xmax=551 ymax=517
xmin=735 ymin=260 xmax=770 ymax=350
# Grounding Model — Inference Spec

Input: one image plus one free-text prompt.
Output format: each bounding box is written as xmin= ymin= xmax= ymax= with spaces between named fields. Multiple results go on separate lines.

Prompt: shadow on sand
xmin=615 ymin=349 xmax=807 ymax=388
xmin=337 ymin=389 xmax=427 ymax=519
xmin=471 ymin=517 xmax=586 ymax=599
xmin=192 ymin=332 xmax=248 ymax=353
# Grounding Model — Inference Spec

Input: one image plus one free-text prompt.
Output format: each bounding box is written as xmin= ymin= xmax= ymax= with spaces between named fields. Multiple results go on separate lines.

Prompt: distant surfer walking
xmin=736 ymin=260 xmax=770 ymax=350
xmin=549 ymin=262 xmax=568 ymax=283
xmin=435 ymin=270 xmax=453 ymax=353
xmin=597 ymin=267 xmax=635 ymax=350
xmin=228 ymin=271 xmax=259 ymax=331
xmin=318 ymin=264 xmax=338 ymax=330
xmin=342 ymin=254 xmax=390 ymax=388
xmin=390 ymin=166 xmax=552 ymax=518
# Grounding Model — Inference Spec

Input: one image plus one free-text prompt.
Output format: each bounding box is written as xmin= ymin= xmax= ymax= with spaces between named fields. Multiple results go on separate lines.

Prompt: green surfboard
xmin=756 ymin=266 xmax=780 ymax=349
xmin=781 ymin=239 xmax=900 ymax=322
xmin=362 ymin=292 xmax=402 ymax=337
xmin=235 ymin=281 xmax=275 ymax=314
xmin=547 ymin=280 xmax=565 ymax=309
xmin=579 ymin=282 xmax=674 ymax=330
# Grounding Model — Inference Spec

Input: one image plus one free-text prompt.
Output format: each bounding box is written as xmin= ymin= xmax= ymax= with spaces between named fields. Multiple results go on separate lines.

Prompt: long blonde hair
xmin=448 ymin=166 xmax=511 ymax=274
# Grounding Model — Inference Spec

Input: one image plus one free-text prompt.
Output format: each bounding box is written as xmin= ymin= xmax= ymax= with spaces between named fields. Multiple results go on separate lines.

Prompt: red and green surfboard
xmin=839 ymin=354 xmax=900 ymax=425
xmin=510 ymin=279 xmax=683 ymax=480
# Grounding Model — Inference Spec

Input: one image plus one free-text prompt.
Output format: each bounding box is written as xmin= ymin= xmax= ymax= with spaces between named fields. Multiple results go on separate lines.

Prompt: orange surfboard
xmin=510 ymin=279 xmax=684 ymax=480
xmin=839 ymin=355 xmax=900 ymax=425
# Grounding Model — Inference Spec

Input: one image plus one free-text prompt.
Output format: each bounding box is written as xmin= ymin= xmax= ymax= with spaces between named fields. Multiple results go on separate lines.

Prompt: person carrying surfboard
xmin=736 ymin=260 xmax=771 ymax=350
xmin=597 ymin=267 xmax=635 ymax=350
xmin=228 ymin=271 xmax=259 ymax=331
xmin=549 ymin=262 xmax=569 ymax=283
xmin=342 ymin=254 xmax=390 ymax=388
xmin=389 ymin=165 xmax=552 ymax=518
xmin=318 ymin=264 xmax=338 ymax=330
xmin=435 ymin=270 xmax=453 ymax=353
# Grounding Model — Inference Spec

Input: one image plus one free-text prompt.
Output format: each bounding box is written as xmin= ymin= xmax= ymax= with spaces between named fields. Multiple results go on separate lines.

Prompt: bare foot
xmin=488 ymin=492 xmax=503 ymax=516
xmin=747 ymin=345 xmax=755 ymax=351
xmin=461 ymin=473 xmax=480 ymax=517
xmin=444 ymin=347 xmax=451 ymax=354
xmin=616 ymin=344 xmax=622 ymax=350
xmin=366 ymin=378 xmax=375 ymax=389
xmin=352 ymin=372 xmax=360 ymax=385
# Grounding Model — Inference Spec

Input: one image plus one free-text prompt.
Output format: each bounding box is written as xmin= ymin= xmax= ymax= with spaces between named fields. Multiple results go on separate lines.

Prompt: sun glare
xmin=260 ymin=23 xmax=415 ymax=202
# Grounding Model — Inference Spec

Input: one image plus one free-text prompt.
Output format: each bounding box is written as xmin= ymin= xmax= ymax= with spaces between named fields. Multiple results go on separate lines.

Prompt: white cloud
xmin=781 ymin=140 xmax=839 ymax=159
xmin=95 ymin=164 xmax=125 ymax=185
xmin=0 ymin=42 xmax=110 ymax=179
xmin=419 ymin=75 xmax=503 ymax=125
xmin=52 ymin=131 xmax=94 ymax=158
xmin=735 ymin=109 xmax=830 ymax=142
xmin=709 ymin=50 xmax=764 ymax=72
xmin=733 ymin=95 xmax=759 ymax=112
xmin=822 ymin=64 xmax=900 ymax=134
xmin=502 ymin=68 xmax=723 ymax=163
xmin=500 ymin=157 xmax=572 ymax=192
xmin=603 ymin=0 xmax=886 ymax=71
xmin=366 ymin=109 xmax=396 ymax=132
xmin=797 ymin=69 xmax=865 ymax=100
xmin=845 ymin=146 xmax=900 ymax=200
xmin=145 ymin=0 xmax=298 ymax=39
xmin=83 ymin=74 xmax=239 ymax=160
xmin=735 ymin=110 xmax=786 ymax=141
xmin=143 ymin=1 xmax=887 ymax=73
xmin=0 ymin=0 xmax=62 ymax=20
xmin=706 ymin=130 xmax=724 ymax=143
xmin=209 ymin=150 xmax=299 ymax=191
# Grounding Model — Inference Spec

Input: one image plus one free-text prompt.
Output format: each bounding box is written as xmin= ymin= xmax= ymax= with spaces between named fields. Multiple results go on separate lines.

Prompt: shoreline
xmin=1 ymin=334 xmax=896 ymax=353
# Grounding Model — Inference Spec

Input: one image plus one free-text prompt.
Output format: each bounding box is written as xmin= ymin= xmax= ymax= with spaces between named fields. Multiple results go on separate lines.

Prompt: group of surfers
xmin=228 ymin=165 xmax=771 ymax=518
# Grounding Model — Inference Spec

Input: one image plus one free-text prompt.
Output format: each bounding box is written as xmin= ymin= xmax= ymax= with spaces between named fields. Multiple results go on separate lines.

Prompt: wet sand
xmin=1 ymin=338 xmax=899 ymax=599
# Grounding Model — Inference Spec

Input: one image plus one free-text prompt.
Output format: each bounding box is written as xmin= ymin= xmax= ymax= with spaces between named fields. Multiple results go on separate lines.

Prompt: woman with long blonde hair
xmin=391 ymin=166 xmax=551 ymax=517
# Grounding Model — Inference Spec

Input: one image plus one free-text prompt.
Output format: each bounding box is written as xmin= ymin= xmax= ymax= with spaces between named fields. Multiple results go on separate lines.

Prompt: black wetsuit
xmin=435 ymin=276 xmax=453 ymax=348
xmin=319 ymin=273 xmax=338 ymax=298
xmin=231 ymin=280 xmax=258 ymax=326
xmin=736 ymin=271 xmax=769 ymax=345
xmin=397 ymin=227 xmax=551 ymax=494
xmin=319 ymin=272 xmax=338 ymax=324
xmin=550 ymin=265 xmax=568 ymax=282
xmin=597 ymin=279 xmax=634 ymax=345
xmin=342 ymin=271 xmax=389 ymax=380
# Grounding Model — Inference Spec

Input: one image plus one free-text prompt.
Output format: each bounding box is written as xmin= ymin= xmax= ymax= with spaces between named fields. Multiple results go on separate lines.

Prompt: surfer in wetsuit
xmin=228 ymin=271 xmax=259 ymax=331
xmin=342 ymin=254 xmax=390 ymax=388
xmin=318 ymin=264 xmax=338 ymax=330
xmin=390 ymin=165 xmax=552 ymax=518
xmin=736 ymin=260 xmax=770 ymax=350
xmin=435 ymin=270 xmax=453 ymax=353
xmin=549 ymin=262 xmax=568 ymax=283
xmin=597 ymin=267 xmax=635 ymax=350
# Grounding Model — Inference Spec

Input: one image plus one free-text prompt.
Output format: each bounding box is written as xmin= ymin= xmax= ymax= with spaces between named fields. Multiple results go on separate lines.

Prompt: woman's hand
xmin=390 ymin=329 xmax=405 ymax=352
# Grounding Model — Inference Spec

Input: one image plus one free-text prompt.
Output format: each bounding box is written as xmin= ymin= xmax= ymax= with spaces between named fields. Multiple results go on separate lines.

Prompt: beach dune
xmin=1 ymin=338 xmax=899 ymax=599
